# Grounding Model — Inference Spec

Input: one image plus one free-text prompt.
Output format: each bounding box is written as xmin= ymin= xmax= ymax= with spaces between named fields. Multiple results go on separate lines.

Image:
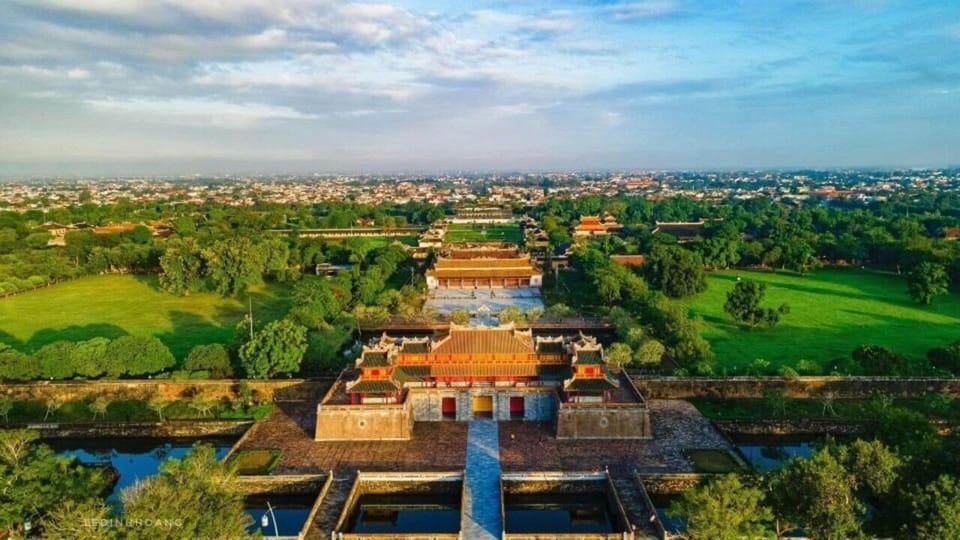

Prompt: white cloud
xmin=604 ymin=1 xmax=678 ymax=22
xmin=84 ymin=97 xmax=318 ymax=128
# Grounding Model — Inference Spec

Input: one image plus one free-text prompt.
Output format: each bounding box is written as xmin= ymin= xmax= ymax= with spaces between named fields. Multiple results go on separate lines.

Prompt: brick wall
xmin=555 ymin=405 xmax=652 ymax=439
xmin=632 ymin=376 xmax=960 ymax=400
xmin=0 ymin=379 xmax=332 ymax=402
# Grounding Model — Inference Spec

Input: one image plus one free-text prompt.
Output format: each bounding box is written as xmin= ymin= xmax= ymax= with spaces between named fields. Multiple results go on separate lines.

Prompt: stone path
xmin=305 ymin=474 xmax=354 ymax=539
xmin=461 ymin=420 xmax=502 ymax=540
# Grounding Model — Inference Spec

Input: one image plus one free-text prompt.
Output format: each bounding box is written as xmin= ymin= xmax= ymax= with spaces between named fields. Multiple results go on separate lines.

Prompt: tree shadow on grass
xmin=24 ymin=324 xmax=128 ymax=352
xmin=154 ymin=310 xmax=233 ymax=362
xmin=0 ymin=329 xmax=24 ymax=350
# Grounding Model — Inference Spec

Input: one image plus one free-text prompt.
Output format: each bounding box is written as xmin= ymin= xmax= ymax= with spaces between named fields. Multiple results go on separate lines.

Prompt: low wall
xmin=632 ymin=376 xmax=960 ymax=400
xmin=714 ymin=418 xmax=955 ymax=437
xmin=237 ymin=474 xmax=327 ymax=496
xmin=25 ymin=420 xmax=252 ymax=439
xmin=0 ymin=379 xmax=332 ymax=403
xmin=556 ymin=405 xmax=652 ymax=439
xmin=636 ymin=474 xmax=705 ymax=495
xmin=315 ymin=399 xmax=413 ymax=441
xmin=502 ymin=472 xmax=633 ymax=540
xmin=334 ymin=472 xmax=463 ymax=540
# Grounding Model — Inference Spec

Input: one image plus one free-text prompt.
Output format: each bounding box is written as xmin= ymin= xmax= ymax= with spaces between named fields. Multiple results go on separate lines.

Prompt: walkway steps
xmin=304 ymin=474 xmax=354 ymax=540
xmin=610 ymin=469 xmax=661 ymax=539
xmin=461 ymin=420 xmax=502 ymax=540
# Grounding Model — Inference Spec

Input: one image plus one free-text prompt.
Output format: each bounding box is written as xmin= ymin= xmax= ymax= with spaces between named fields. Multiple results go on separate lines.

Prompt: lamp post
xmin=261 ymin=501 xmax=279 ymax=538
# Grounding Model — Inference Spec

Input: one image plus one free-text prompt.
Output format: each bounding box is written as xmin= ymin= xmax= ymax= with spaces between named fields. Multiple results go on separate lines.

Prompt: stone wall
xmin=636 ymin=473 xmax=704 ymax=495
xmin=410 ymin=388 xmax=557 ymax=422
xmin=237 ymin=473 xmax=327 ymax=496
xmin=28 ymin=420 xmax=251 ymax=439
xmin=315 ymin=400 xmax=413 ymax=441
xmin=0 ymin=379 xmax=332 ymax=403
xmin=714 ymin=418 xmax=955 ymax=437
xmin=555 ymin=405 xmax=652 ymax=439
xmin=632 ymin=376 xmax=960 ymax=400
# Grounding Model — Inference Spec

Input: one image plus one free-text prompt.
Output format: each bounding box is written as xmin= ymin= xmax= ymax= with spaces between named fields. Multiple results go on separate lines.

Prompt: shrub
xmin=183 ymin=344 xmax=234 ymax=378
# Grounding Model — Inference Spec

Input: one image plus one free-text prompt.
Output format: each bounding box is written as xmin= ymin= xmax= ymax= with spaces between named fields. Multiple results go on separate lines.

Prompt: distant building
xmin=610 ymin=254 xmax=645 ymax=267
xmin=573 ymin=214 xmax=622 ymax=237
xmin=652 ymin=221 xmax=706 ymax=243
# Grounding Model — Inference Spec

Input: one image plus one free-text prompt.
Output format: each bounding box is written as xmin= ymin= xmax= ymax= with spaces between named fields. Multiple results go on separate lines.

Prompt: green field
xmin=680 ymin=269 xmax=960 ymax=371
xmin=445 ymin=223 xmax=522 ymax=243
xmin=0 ymin=275 xmax=292 ymax=360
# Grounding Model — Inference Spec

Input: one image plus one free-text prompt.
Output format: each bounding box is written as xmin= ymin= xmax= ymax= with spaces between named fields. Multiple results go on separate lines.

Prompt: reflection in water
xmin=733 ymin=435 xmax=824 ymax=471
xmin=244 ymin=494 xmax=315 ymax=536
xmin=347 ymin=494 xmax=461 ymax=534
xmin=504 ymin=492 xmax=615 ymax=534
xmin=49 ymin=438 xmax=234 ymax=500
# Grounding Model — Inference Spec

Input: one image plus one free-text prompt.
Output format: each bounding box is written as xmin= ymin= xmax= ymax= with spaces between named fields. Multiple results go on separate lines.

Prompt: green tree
xmin=0 ymin=345 xmax=40 ymax=381
xmin=89 ymin=396 xmax=110 ymax=420
xmin=148 ymin=395 xmax=171 ymax=422
xmin=189 ymin=393 xmax=218 ymax=418
xmin=183 ymin=343 xmax=234 ymax=378
xmin=605 ymin=342 xmax=632 ymax=369
xmin=668 ymin=474 xmax=772 ymax=540
xmin=927 ymin=340 xmax=960 ymax=374
xmin=0 ymin=429 xmax=108 ymax=536
xmin=634 ymin=339 xmax=665 ymax=367
xmin=852 ymin=344 xmax=909 ymax=376
xmin=41 ymin=499 xmax=115 ymax=540
xmin=723 ymin=280 xmax=789 ymax=328
xmin=909 ymin=475 xmax=960 ymax=539
xmin=644 ymin=244 xmax=707 ymax=298
xmin=0 ymin=395 xmax=12 ymax=423
xmin=907 ymin=261 xmax=949 ymax=305
xmin=204 ymin=237 xmax=266 ymax=296
xmin=105 ymin=336 xmax=176 ymax=377
xmin=497 ymin=306 xmax=525 ymax=325
xmin=449 ymin=309 xmax=471 ymax=325
xmin=239 ymin=318 xmax=308 ymax=378
xmin=121 ymin=444 xmax=255 ymax=540
xmin=159 ymin=237 xmax=204 ymax=295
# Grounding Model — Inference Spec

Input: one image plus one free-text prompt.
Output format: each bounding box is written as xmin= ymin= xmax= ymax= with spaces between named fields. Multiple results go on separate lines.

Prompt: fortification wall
xmin=632 ymin=376 xmax=960 ymax=400
xmin=556 ymin=405 xmax=651 ymax=439
xmin=315 ymin=400 xmax=413 ymax=441
xmin=0 ymin=379 xmax=331 ymax=402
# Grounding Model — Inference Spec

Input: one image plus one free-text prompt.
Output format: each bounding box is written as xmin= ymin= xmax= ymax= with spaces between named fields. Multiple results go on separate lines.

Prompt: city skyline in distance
xmin=2 ymin=0 xmax=959 ymax=177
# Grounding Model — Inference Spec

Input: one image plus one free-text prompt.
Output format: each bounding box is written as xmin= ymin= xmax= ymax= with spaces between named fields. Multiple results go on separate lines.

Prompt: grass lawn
xmin=678 ymin=268 xmax=960 ymax=371
xmin=445 ymin=223 xmax=522 ymax=243
xmin=683 ymin=449 xmax=749 ymax=473
xmin=228 ymin=449 xmax=283 ymax=475
xmin=0 ymin=275 xmax=292 ymax=360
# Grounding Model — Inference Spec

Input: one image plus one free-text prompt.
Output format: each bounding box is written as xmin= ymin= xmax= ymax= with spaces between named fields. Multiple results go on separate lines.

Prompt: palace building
xmin=573 ymin=214 xmax=622 ymax=237
xmin=315 ymin=325 xmax=651 ymax=441
xmin=425 ymin=245 xmax=543 ymax=289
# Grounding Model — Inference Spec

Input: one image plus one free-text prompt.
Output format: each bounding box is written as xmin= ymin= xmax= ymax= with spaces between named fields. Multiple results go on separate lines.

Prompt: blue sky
xmin=0 ymin=0 xmax=958 ymax=175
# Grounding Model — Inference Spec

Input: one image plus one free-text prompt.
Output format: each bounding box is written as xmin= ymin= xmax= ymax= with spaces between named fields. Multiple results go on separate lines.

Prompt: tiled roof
xmin=432 ymin=328 xmax=534 ymax=355
xmin=434 ymin=258 xmax=534 ymax=269
xmin=610 ymin=255 xmax=645 ymax=267
xmin=401 ymin=341 xmax=431 ymax=354
xmin=393 ymin=365 xmax=430 ymax=383
xmin=359 ymin=351 xmax=390 ymax=367
xmin=575 ymin=350 xmax=604 ymax=365
xmin=537 ymin=342 xmax=564 ymax=354
xmin=427 ymin=268 xmax=540 ymax=279
xmin=346 ymin=379 xmax=400 ymax=394
xmin=431 ymin=363 xmax=540 ymax=378
xmin=564 ymin=377 xmax=618 ymax=392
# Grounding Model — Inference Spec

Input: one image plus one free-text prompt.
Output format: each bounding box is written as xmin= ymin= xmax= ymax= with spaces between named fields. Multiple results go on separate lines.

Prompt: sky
xmin=1 ymin=0 xmax=958 ymax=176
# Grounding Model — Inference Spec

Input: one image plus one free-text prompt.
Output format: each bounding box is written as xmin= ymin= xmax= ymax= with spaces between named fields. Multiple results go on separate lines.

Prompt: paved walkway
xmin=461 ymin=420 xmax=502 ymax=540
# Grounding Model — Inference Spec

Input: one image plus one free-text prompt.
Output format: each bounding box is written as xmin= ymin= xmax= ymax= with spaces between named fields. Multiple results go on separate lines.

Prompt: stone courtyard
xmin=424 ymin=287 xmax=544 ymax=314
xmin=237 ymin=398 xmax=731 ymax=474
